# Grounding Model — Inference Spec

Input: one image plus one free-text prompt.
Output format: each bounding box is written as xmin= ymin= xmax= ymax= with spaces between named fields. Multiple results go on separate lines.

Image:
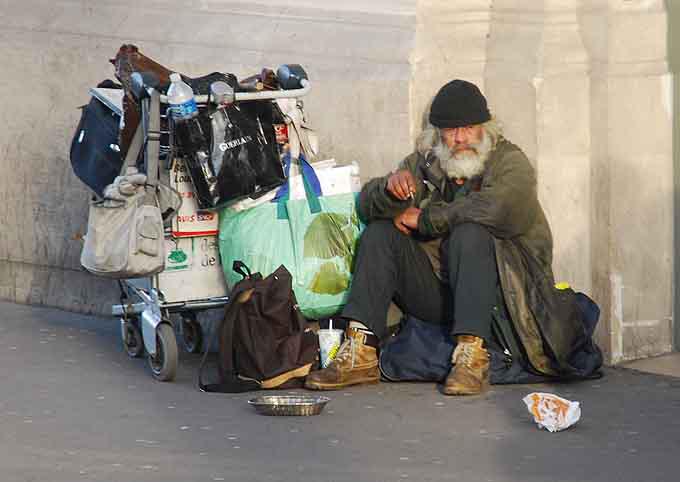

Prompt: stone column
xmin=411 ymin=0 xmax=491 ymax=134
xmin=485 ymin=0 xmax=592 ymax=295
xmin=581 ymin=0 xmax=673 ymax=362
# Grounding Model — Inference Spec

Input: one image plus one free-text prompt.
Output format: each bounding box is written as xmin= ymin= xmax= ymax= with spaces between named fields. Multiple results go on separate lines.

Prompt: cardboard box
xmin=157 ymin=235 xmax=228 ymax=303
xmin=170 ymin=158 xmax=219 ymax=237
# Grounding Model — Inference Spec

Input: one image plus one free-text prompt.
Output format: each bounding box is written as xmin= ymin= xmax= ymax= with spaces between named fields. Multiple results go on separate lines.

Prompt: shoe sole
xmin=441 ymin=381 xmax=489 ymax=396
xmin=304 ymin=376 xmax=380 ymax=391
xmin=260 ymin=363 xmax=313 ymax=389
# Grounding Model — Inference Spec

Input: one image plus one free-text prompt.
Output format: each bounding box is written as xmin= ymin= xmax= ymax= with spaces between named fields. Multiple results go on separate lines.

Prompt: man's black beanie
xmin=429 ymin=79 xmax=491 ymax=128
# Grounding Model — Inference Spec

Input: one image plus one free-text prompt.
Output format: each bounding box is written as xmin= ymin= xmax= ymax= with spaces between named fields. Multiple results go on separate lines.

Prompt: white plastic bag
xmin=522 ymin=392 xmax=581 ymax=432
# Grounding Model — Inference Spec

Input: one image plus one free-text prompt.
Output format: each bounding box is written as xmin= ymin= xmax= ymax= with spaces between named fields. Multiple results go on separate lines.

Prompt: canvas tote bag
xmin=80 ymin=125 xmax=166 ymax=278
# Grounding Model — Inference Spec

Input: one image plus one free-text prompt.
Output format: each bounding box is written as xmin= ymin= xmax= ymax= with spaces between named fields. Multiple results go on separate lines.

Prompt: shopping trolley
xmin=107 ymin=66 xmax=311 ymax=381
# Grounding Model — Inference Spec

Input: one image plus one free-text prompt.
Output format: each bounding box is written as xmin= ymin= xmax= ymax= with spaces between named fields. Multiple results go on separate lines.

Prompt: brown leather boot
xmin=442 ymin=335 xmax=490 ymax=396
xmin=304 ymin=327 xmax=380 ymax=390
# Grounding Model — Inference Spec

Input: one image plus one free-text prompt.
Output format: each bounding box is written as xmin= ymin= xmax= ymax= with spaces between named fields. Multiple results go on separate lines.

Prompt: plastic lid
xmin=210 ymin=81 xmax=233 ymax=97
xmin=169 ymin=73 xmax=181 ymax=83
xmin=210 ymin=81 xmax=235 ymax=105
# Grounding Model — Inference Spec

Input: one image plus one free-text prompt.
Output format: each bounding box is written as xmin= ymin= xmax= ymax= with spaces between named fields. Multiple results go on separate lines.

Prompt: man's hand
xmin=393 ymin=207 xmax=421 ymax=235
xmin=387 ymin=170 xmax=416 ymax=201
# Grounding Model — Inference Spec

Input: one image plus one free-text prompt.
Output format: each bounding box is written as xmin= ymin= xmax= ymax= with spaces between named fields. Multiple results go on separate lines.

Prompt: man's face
xmin=434 ymin=123 xmax=491 ymax=179
xmin=440 ymin=125 xmax=484 ymax=153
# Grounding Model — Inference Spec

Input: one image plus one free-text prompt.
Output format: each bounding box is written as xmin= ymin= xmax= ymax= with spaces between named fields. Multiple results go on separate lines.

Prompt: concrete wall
xmin=0 ymin=0 xmax=674 ymax=362
xmin=667 ymin=0 xmax=680 ymax=354
xmin=0 ymin=0 xmax=417 ymax=314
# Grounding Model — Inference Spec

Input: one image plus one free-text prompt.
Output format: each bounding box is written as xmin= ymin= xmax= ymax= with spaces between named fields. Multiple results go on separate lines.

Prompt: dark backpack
xmin=198 ymin=262 xmax=319 ymax=393
xmin=69 ymin=80 xmax=125 ymax=196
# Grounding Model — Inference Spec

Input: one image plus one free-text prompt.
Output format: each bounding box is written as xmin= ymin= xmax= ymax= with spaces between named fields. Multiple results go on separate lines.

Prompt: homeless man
xmin=305 ymin=79 xmax=601 ymax=395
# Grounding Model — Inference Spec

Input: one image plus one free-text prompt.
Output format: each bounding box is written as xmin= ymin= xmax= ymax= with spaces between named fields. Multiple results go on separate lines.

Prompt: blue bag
xmin=379 ymin=292 xmax=603 ymax=384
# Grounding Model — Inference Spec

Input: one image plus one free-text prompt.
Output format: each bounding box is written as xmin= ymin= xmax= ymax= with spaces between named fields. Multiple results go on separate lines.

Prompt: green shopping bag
xmin=218 ymin=201 xmax=296 ymax=292
xmin=285 ymin=191 xmax=362 ymax=319
xmin=218 ymin=154 xmax=363 ymax=319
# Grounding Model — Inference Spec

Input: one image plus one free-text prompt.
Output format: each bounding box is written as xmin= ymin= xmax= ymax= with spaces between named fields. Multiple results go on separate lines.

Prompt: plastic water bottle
xmin=168 ymin=73 xmax=216 ymax=208
xmin=167 ymin=72 xmax=198 ymax=121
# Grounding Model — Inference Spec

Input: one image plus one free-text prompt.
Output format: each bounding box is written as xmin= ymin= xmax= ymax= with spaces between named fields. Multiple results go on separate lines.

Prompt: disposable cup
xmin=318 ymin=329 xmax=344 ymax=368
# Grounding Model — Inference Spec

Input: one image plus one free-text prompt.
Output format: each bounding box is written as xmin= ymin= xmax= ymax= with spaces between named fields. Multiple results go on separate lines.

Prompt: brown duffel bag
xmin=110 ymin=44 xmax=275 ymax=159
xmin=110 ymin=44 xmax=237 ymax=158
xmin=198 ymin=261 xmax=319 ymax=393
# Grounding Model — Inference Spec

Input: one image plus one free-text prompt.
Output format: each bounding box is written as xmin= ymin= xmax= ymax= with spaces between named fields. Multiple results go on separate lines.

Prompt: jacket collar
xmin=420 ymin=151 xmax=449 ymax=194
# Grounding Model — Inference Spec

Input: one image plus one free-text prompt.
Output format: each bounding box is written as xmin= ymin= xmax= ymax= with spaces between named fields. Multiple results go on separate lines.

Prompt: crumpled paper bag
xmin=523 ymin=392 xmax=581 ymax=432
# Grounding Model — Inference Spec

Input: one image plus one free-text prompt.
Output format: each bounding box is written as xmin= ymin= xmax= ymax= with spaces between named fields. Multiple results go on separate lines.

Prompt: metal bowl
xmin=248 ymin=395 xmax=331 ymax=416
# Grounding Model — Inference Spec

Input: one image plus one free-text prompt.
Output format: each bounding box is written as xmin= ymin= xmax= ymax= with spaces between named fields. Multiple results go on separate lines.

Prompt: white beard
xmin=433 ymin=130 xmax=493 ymax=179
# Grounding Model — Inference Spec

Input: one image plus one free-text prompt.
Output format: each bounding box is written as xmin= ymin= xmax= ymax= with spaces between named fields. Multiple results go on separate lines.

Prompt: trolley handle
xmin=159 ymin=78 xmax=311 ymax=104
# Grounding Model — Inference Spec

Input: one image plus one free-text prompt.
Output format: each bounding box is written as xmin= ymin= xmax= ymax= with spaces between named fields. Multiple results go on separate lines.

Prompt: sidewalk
xmin=1 ymin=300 xmax=679 ymax=482
xmin=622 ymin=352 xmax=680 ymax=378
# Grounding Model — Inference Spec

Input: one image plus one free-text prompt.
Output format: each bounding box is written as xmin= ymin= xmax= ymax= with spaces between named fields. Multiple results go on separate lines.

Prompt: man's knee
xmin=445 ymin=223 xmax=494 ymax=255
xmin=360 ymin=220 xmax=400 ymax=245
xmin=355 ymin=220 xmax=413 ymax=263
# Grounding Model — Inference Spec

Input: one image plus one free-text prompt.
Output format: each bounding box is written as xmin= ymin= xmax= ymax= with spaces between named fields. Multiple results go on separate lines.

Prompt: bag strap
xmin=121 ymin=90 xmax=161 ymax=180
xmin=144 ymin=90 xmax=161 ymax=187
xmin=118 ymin=93 xmax=159 ymax=176
xmin=197 ymin=263 xmax=262 ymax=393
xmin=121 ymin=124 xmax=144 ymax=175
xmin=273 ymin=152 xmax=322 ymax=219
xmin=288 ymin=105 xmax=316 ymax=163
xmin=232 ymin=260 xmax=252 ymax=279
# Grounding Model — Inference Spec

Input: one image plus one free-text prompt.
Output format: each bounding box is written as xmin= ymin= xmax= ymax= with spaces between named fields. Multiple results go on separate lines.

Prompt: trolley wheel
xmin=148 ymin=323 xmax=178 ymax=382
xmin=122 ymin=319 xmax=144 ymax=358
xmin=181 ymin=314 xmax=203 ymax=354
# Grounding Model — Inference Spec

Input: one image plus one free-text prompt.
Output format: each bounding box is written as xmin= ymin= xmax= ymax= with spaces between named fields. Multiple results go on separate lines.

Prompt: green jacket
xmin=358 ymin=137 xmax=589 ymax=376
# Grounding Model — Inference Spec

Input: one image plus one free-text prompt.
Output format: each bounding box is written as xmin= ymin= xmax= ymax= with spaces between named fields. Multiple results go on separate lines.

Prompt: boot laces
xmin=452 ymin=342 xmax=476 ymax=368
xmin=334 ymin=337 xmax=356 ymax=368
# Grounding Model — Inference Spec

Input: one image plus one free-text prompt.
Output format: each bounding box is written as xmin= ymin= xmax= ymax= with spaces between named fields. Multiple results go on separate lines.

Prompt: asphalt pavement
xmin=1 ymin=300 xmax=679 ymax=482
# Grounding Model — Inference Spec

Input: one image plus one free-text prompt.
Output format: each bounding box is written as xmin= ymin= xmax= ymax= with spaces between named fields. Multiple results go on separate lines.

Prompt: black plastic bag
xmin=174 ymin=103 xmax=284 ymax=210
xmin=173 ymin=115 xmax=215 ymax=209
xmin=212 ymin=103 xmax=285 ymax=205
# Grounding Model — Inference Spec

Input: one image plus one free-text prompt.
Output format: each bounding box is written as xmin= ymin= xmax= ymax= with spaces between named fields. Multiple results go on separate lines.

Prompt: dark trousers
xmin=341 ymin=220 xmax=498 ymax=342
